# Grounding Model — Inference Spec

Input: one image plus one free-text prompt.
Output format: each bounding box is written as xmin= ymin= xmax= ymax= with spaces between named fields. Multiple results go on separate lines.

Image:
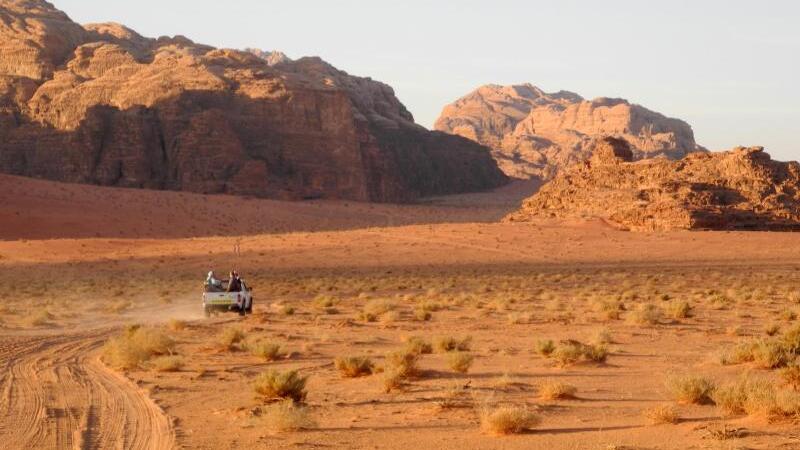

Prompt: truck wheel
xmin=238 ymin=306 xmax=246 ymax=316
xmin=203 ymin=306 xmax=211 ymax=318
xmin=246 ymin=300 xmax=253 ymax=314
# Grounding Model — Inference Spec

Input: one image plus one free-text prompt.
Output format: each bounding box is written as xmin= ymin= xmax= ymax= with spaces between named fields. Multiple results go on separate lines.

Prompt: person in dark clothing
xmin=226 ymin=270 xmax=242 ymax=292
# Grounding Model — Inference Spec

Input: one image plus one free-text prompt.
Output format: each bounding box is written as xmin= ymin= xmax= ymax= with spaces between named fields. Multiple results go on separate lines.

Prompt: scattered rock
xmin=506 ymin=141 xmax=800 ymax=231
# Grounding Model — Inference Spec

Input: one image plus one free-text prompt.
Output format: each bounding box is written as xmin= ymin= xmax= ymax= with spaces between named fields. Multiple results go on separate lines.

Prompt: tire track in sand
xmin=0 ymin=331 xmax=175 ymax=450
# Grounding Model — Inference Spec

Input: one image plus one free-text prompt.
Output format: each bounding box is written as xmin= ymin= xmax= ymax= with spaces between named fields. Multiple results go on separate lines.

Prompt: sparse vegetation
xmin=538 ymin=380 xmax=577 ymax=400
xmin=447 ymin=352 xmax=474 ymax=373
xmin=626 ymin=303 xmax=661 ymax=326
xmin=248 ymin=340 xmax=286 ymax=361
xmin=644 ymin=404 xmax=680 ymax=424
xmin=549 ymin=340 xmax=608 ymax=366
xmin=102 ymin=326 xmax=176 ymax=370
xmin=219 ymin=326 xmax=246 ymax=351
xmin=261 ymin=399 xmax=316 ymax=433
xmin=664 ymin=373 xmax=715 ymax=405
xmin=434 ymin=335 xmax=472 ymax=353
xmin=253 ymin=369 xmax=309 ymax=403
xmin=150 ymin=355 xmax=185 ymax=372
xmin=334 ymin=356 xmax=374 ymax=377
xmin=479 ymin=404 xmax=540 ymax=435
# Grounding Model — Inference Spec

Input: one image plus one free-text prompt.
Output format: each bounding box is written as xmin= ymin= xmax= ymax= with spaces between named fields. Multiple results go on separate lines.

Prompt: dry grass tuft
xmin=664 ymin=373 xmax=715 ymax=405
xmin=253 ymin=369 xmax=308 ymax=403
xmin=666 ymin=300 xmax=692 ymax=319
xmin=534 ymin=339 xmax=555 ymax=357
xmin=149 ymin=355 xmax=185 ymax=372
xmin=167 ymin=319 xmax=187 ymax=331
xmin=479 ymin=404 xmax=540 ymax=435
xmin=644 ymin=404 xmax=680 ymax=424
xmin=538 ymin=380 xmax=577 ymax=400
xmin=434 ymin=335 xmax=472 ymax=353
xmin=403 ymin=336 xmax=433 ymax=355
xmin=550 ymin=340 xmax=608 ymax=366
xmin=626 ymin=303 xmax=662 ymax=326
xmin=247 ymin=340 xmax=286 ymax=361
xmin=219 ymin=326 xmax=246 ymax=351
xmin=261 ymin=399 xmax=316 ymax=433
xmin=334 ymin=356 xmax=374 ymax=378
xmin=781 ymin=365 xmax=800 ymax=390
xmin=102 ymin=326 xmax=175 ymax=370
xmin=447 ymin=352 xmax=474 ymax=374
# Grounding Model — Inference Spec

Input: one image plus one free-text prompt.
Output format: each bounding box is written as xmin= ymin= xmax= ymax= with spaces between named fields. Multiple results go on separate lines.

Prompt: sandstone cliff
xmin=506 ymin=138 xmax=800 ymax=231
xmin=0 ymin=0 xmax=507 ymax=201
xmin=435 ymin=83 xmax=703 ymax=179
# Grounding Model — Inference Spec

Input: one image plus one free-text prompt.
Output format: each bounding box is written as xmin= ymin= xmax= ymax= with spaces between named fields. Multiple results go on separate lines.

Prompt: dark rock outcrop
xmin=0 ymin=0 xmax=507 ymax=201
xmin=506 ymin=139 xmax=800 ymax=231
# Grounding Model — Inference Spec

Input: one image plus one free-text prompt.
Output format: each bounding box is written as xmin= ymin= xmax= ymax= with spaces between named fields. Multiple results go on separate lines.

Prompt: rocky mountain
xmin=0 ymin=0 xmax=507 ymax=202
xmin=435 ymin=83 xmax=704 ymax=179
xmin=506 ymin=138 xmax=800 ymax=231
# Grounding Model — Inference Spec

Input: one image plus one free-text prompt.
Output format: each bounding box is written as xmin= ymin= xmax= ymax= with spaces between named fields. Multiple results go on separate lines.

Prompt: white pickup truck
xmin=203 ymin=280 xmax=253 ymax=317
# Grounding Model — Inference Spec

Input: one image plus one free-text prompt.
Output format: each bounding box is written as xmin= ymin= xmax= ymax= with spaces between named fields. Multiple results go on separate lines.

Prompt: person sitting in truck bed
xmin=205 ymin=271 xmax=223 ymax=292
xmin=226 ymin=270 xmax=242 ymax=292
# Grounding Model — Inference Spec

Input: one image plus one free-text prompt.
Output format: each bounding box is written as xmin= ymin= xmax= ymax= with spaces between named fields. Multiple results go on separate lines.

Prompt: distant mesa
xmin=435 ymin=83 xmax=705 ymax=180
xmin=0 ymin=0 xmax=507 ymax=202
xmin=506 ymin=138 xmax=800 ymax=231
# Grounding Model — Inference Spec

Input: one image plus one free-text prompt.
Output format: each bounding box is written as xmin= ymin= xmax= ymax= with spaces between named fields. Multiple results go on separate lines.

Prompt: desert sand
xmin=2 ymin=175 xmax=800 ymax=450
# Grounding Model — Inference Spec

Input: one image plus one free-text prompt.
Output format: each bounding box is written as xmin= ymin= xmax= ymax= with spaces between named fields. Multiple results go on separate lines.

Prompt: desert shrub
xmin=780 ymin=365 xmax=800 ymax=390
xmin=384 ymin=348 xmax=419 ymax=378
xmin=664 ymin=373 xmax=715 ymax=404
xmin=507 ymin=312 xmax=532 ymax=325
xmin=219 ymin=326 xmax=246 ymax=350
xmin=534 ymin=339 xmax=555 ymax=357
xmin=712 ymin=376 xmax=800 ymax=419
xmin=667 ymin=301 xmax=692 ymax=319
xmin=280 ymin=305 xmax=295 ymax=315
xmin=167 ymin=319 xmax=187 ymax=331
xmin=550 ymin=340 xmax=608 ymax=366
xmin=538 ymin=380 xmax=577 ymax=400
xmin=447 ymin=352 xmax=474 ymax=373
xmin=413 ymin=307 xmax=432 ymax=321
xmin=334 ymin=356 xmax=374 ymax=378
xmin=718 ymin=339 xmax=791 ymax=369
xmin=253 ymin=369 xmax=308 ymax=403
xmin=248 ymin=340 xmax=286 ymax=361
xmin=102 ymin=326 xmax=175 ymax=370
xmin=780 ymin=309 xmax=798 ymax=322
xmin=782 ymin=324 xmax=800 ymax=354
xmin=382 ymin=365 xmax=406 ymax=393
xmin=590 ymin=327 xmax=613 ymax=345
xmin=262 ymin=399 xmax=316 ymax=433
xmin=434 ymin=335 xmax=472 ymax=353
xmin=479 ymin=405 xmax=540 ymax=435
xmin=404 ymin=336 xmax=433 ymax=355
xmin=765 ymin=323 xmax=781 ymax=336
xmin=643 ymin=404 xmax=679 ymax=424
xmin=25 ymin=309 xmax=54 ymax=327
xmin=360 ymin=298 xmax=396 ymax=322
xmin=626 ymin=303 xmax=661 ymax=326
xmin=592 ymin=297 xmax=625 ymax=320
xmin=150 ymin=355 xmax=185 ymax=372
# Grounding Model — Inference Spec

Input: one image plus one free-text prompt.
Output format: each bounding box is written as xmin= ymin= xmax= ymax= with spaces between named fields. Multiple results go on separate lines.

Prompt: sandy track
xmin=0 ymin=331 xmax=175 ymax=450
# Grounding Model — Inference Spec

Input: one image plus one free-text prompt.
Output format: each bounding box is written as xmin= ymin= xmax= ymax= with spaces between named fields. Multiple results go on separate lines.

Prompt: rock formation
xmin=0 ymin=0 xmax=507 ymax=202
xmin=435 ymin=83 xmax=704 ymax=179
xmin=506 ymin=138 xmax=800 ymax=231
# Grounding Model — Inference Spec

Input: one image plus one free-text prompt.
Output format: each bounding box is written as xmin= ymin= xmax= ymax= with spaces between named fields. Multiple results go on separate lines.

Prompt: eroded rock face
xmin=435 ymin=83 xmax=704 ymax=179
xmin=0 ymin=0 xmax=507 ymax=201
xmin=506 ymin=139 xmax=800 ymax=231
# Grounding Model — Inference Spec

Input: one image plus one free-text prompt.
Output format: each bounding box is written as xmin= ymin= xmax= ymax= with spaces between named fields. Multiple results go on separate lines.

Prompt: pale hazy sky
xmin=55 ymin=0 xmax=799 ymax=161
